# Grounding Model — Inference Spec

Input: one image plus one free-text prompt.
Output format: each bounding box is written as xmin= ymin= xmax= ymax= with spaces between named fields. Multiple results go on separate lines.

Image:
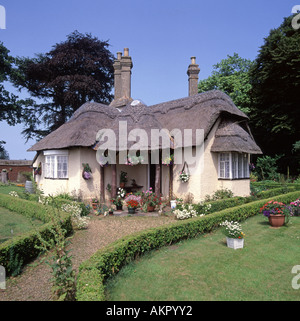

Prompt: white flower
xmin=174 ymin=204 xmax=197 ymax=220
xmin=9 ymin=191 xmax=19 ymax=198
xmin=178 ymin=171 xmax=190 ymax=183
xmin=61 ymin=202 xmax=90 ymax=230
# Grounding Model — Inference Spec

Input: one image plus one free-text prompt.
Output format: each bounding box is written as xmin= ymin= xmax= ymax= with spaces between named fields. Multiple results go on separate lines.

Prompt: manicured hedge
xmin=251 ymin=181 xmax=300 ymax=190
xmin=194 ymin=185 xmax=298 ymax=214
xmin=76 ymin=191 xmax=300 ymax=301
xmin=0 ymin=194 xmax=73 ymax=275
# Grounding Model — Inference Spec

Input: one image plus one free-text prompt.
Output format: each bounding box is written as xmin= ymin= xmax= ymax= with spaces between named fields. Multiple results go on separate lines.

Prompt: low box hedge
xmin=0 ymin=194 xmax=73 ymax=275
xmin=194 ymin=185 xmax=298 ymax=215
xmin=76 ymin=191 xmax=300 ymax=301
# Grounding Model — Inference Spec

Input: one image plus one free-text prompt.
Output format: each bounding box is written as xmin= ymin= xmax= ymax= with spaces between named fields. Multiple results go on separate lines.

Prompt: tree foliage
xmin=198 ymin=53 xmax=254 ymax=114
xmin=0 ymin=42 xmax=22 ymax=126
xmin=12 ymin=31 xmax=115 ymax=140
xmin=249 ymin=15 xmax=300 ymax=174
xmin=0 ymin=140 xmax=9 ymax=159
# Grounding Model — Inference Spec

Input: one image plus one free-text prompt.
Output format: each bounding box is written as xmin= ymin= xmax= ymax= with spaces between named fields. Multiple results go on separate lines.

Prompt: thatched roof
xmin=211 ymin=118 xmax=262 ymax=154
xmin=0 ymin=160 xmax=32 ymax=166
xmin=28 ymin=90 xmax=261 ymax=154
xmin=150 ymin=90 xmax=248 ymax=148
xmin=96 ymin=101 xmax=170 ymax=151
xmin=28 ymin=102 xmax=118 ymax=151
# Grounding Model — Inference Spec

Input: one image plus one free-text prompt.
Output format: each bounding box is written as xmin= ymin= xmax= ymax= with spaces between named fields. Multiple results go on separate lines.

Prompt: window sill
xmin=44 ymin=177 xmax=69 ymax=180
xmin=218 ymin=178 xmax=250 ymax=181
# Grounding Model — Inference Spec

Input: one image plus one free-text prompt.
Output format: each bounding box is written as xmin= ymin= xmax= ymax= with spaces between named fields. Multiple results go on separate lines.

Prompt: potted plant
xmin=96 ymin=204 xmax=109 ymax=216
xmin=110 ymin=187 xmax=125 ymax=211
xmin=97 ymin=153 xmax=110 ymax=167
xmin=91 ymin=197 xmax=99 ymax=210
xmin=125 ymin=155 xmax=145 ymax=166
xmin=170 ymin=199 xmax=177 ymax=209
xmin=178 ymin=171 xmax=190 ymax=183
xmin=126 ymin=200 xmax=139 ymax=214
xmin=124 ymin=193 xmax=141 ymax=214
xmin=111 ymin=197 xmax=123 ymax=211
xmin=290 ymin=198 xmax=300 ymax=216
xmin=162 ymin=154 xmax=174 ymax=166
xmin=82 ymin=163 xmax=92 ymax=180
xmin=141 ymin=188 xmax=161 ymax=212
xmin=34 ymin=162 xmax=42 ymax=175
xmin=120 ymin=171 xmax=128 ymax=188
xmin=260 ymin=200 xmax=292 ymax=227
xmin=220 ymin=220 xmax=245 ymax=249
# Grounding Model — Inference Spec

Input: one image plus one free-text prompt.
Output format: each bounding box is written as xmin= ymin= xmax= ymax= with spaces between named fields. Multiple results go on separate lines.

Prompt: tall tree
xmin=0 ymin=42 xmax=22 ymax=126
xmin=249 ymin=15 xmax=300 ymax=174
xmin=0 ymin=140 xmax=9 ymax=159
xmin=12 ymin=31 xmax=115 ymax=141
xmin=0 ymin=42 xmax=26 ymax=159
xmin=198 ymin=53 xmax=254 ymax=114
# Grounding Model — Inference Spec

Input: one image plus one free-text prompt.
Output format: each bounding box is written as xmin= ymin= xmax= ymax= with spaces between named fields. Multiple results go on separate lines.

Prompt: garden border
xmin=0 ymin=194 xmax=73 ymax=275
xmin=75 ymin=191 xmax=300 ymax=301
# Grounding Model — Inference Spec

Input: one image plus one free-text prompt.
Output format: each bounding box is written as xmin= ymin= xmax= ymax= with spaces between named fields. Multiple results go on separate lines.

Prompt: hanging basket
xmin=178 ymin=161 xmax=190 ymax=183
xmin=82 ymin=163 xmax=92 ymax=180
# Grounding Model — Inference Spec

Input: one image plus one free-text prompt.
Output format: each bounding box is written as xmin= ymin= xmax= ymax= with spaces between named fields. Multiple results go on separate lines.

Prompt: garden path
xmin=0 ymin=214 xmax=174 ymax=301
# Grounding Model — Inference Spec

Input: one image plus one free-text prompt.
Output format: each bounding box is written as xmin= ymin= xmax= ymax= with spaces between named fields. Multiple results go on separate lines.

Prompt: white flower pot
xmin=226 ymin=237 xmax=244 ymax=250
xmin=170 ymin=200 xmax=177 ymax=209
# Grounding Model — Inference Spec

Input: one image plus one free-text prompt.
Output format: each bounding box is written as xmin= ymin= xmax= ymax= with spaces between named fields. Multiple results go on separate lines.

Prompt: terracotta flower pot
xmin=147 ymin=205 xmax=155 ymax=212
xmin=268 ymin=214 xmax=285 ymax=227
xmin=91 ymin=203 xmax=98 ymax=210
xmin=120 ymin=182 xmax=125 ymax=188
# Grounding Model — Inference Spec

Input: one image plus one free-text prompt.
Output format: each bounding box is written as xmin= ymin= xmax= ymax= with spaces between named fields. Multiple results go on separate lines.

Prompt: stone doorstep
xmin=112 ymin=211 xmax=159 ymax=217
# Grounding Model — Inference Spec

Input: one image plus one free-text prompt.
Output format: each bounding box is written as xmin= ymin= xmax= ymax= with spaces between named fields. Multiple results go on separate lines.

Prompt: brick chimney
xmin=110 ymin=48 xmax=133 ymax=108
xmin=113 ymin=52 xmax=122 ymax=100
xmin=187 ymin=57 xmax=200 ymax=96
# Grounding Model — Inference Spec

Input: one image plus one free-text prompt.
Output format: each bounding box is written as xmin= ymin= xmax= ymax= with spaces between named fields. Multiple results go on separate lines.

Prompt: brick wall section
xmin=0 ymin=160 xmax=32 ymax=182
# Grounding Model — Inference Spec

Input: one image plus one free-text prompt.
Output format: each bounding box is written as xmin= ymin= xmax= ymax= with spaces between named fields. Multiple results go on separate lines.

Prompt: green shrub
xmin=0 ymin=194 xmax=73 ymax=276
xmin=76 ymin=191 xmax=300 ymax=301
xmin=204 ymin=188 xmax=234 ymax=202
xmin=192 ymin=186 xmax=297 ymax=216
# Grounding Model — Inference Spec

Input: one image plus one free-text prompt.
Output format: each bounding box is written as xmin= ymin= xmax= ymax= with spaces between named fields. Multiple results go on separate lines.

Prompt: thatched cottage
xmin=29 ymin=48 xmax=262 ymax=202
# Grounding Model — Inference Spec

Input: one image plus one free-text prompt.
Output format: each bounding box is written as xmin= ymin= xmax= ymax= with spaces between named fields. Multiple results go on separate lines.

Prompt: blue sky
xmin=0 ymin=0 xmax=297 ymax=160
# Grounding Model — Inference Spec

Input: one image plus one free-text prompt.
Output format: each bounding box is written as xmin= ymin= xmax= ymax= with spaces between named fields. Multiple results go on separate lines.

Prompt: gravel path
xmin=0 ymin=214 xmax=174 ymax=301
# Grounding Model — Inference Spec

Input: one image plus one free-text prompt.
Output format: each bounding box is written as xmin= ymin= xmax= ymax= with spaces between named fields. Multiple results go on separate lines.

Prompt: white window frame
xmin=43 ymin=150 xmax=69 ymax=179
xmin=219 ymin=153 xmax=231 ymax=179
xmin=218 ymin=152 xmax=249 ymax=179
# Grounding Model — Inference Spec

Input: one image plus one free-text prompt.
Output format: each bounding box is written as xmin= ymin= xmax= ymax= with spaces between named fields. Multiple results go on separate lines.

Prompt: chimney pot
xmin=109 ymin=48 xmax=133 ymax=108
xmin=187 ymin=56 xmax=200 ymax=96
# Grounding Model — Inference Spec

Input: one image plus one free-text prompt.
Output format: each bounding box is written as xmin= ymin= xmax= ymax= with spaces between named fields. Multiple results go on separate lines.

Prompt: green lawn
xmin=0 ymin=184 xmax=25 ymax=195
xmin=0 ymin=207 xmax=43 ymax=244
xmin=105 ymin=215 xmax=300 ymax=301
